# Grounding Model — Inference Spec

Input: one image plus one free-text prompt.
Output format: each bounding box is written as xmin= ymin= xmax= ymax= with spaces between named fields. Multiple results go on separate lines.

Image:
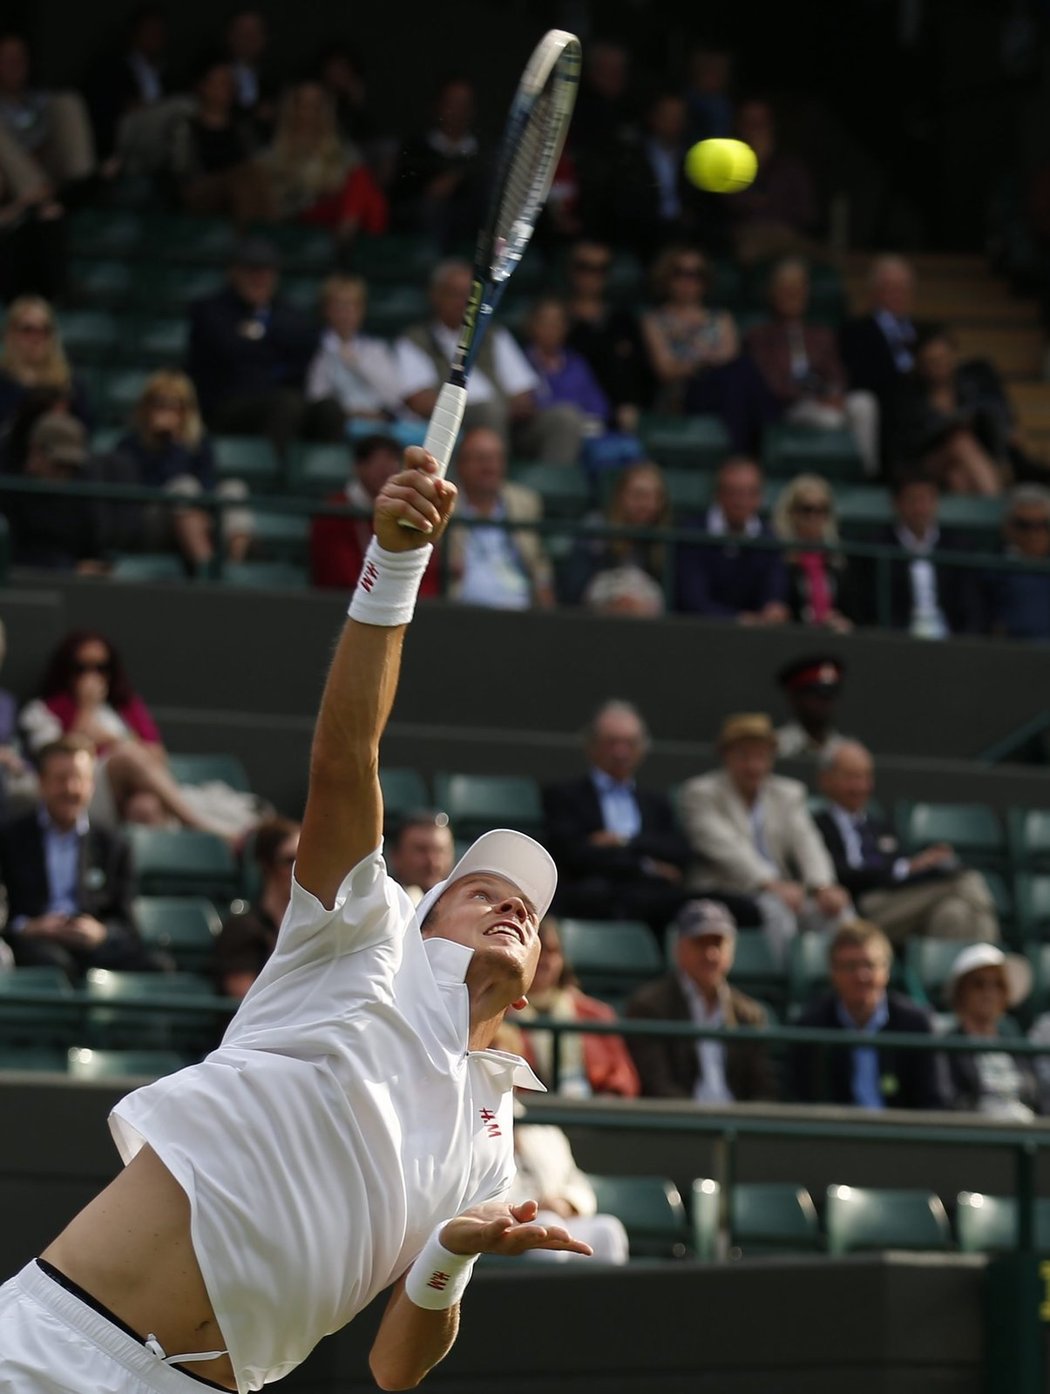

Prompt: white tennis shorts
xmin=0 ymin=1262 xmax=214 ymax=1393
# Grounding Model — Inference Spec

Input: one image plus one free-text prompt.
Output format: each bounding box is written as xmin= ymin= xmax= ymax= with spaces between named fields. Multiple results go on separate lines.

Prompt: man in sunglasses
xmin=988 ymin=484 xmax=1050 ymax=640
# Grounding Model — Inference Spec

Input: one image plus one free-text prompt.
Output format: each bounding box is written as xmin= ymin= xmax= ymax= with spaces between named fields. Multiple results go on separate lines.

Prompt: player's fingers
xmin=381 ymin=482 xmax=442 ymax=531
xmin=403 ymin=446 xmax=440 ymax=475
xmin=388 ymin=469 xmax=444 ymax=505
xmin=509 ymin=1200 xmax=539 ymax=1223
xmin=378 ymin=493 xmax=439 ymax=534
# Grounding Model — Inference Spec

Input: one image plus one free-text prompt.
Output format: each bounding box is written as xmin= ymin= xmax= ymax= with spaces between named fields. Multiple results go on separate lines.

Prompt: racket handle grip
xmin=422 ymin=382 xmax=467 ymax=480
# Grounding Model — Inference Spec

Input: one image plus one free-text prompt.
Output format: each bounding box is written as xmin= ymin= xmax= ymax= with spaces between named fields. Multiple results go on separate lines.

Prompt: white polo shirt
xmin=110 ymin=848 xmax=541 ymax=1394
xmin=394 ymin=322 xmax=539 ymax=406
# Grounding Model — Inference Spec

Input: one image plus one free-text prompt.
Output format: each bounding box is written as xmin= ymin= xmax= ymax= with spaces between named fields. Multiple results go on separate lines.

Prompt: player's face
xmin=424 ymin=873 xmax=541 ymax=984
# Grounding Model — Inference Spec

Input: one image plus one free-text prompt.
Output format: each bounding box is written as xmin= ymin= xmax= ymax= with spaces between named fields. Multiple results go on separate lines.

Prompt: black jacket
xmin=789 ymin=990 xmax=946 ymax=1109
xmin=542 ymin=775 xmax=690 ymax=883
xmin=188 ymin=287 xmax=316 ymax=417
xmin=941 ymin=1022 xmax=1041 ymax=1116
xmin=0 ymin=811 xmax=137 ymax=946
xmin=854 ymin=524 xmax=986 ymax=634
xmin=814 ymin=807 xmax=948 ymax=899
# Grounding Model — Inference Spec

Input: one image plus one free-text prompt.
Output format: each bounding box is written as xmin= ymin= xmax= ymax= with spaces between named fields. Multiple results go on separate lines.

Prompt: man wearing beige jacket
xmin=445 ymin=426 xmax=554 ymax=609
xmin=679 ymin=713 xmax=851 ymax=960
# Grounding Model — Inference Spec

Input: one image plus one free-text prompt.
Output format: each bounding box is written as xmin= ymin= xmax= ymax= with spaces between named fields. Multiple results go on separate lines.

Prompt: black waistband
xmin=34 ymin=1260 xmax=231 ymax=1392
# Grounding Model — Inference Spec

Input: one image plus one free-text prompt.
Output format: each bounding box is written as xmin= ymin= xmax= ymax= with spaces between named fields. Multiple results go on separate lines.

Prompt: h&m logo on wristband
xmin=360 ymin=560 xmax=379 ymax=593
xmin=426 ymin=1270 xmax=451 ymax=1291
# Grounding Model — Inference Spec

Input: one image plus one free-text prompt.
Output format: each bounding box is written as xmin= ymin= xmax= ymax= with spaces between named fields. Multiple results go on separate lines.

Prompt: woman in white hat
xmin=942 ymin=943 xmax=1039 ymax=1120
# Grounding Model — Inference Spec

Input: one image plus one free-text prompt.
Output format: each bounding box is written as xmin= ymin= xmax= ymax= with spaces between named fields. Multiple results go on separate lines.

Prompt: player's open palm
xmin=374 ymin=447 xmax=458 ymax=550
xmin=440 ymin=1199 xmax=593 ymax=1258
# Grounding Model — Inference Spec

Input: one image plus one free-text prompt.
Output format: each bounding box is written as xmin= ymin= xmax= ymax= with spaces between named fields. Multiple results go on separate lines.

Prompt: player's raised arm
xmin=296 ymin=449 xmax=456 ymax=907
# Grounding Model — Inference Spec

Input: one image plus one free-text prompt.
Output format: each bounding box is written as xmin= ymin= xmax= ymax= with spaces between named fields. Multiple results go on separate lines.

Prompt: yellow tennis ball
xmin=684 ymin=138 xmax=757 ymax=194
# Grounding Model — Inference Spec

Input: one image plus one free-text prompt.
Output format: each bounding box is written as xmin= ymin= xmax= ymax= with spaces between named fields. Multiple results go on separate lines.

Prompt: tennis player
xmin=0 ymin=447 xmax=591 ymax=1394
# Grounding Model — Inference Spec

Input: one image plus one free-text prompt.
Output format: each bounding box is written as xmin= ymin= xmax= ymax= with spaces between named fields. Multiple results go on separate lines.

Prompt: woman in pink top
xmin=771 ymin=474 xmax=856 ymax=632
xmin=20 ymin=629 xmax=233 ymax=837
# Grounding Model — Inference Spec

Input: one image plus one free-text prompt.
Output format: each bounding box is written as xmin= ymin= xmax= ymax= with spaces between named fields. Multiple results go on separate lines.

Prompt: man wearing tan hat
xmin=624 ymin=899 xmax=775 ymax=1101
xmin=679 ymin=713 xmax=850 ymax=960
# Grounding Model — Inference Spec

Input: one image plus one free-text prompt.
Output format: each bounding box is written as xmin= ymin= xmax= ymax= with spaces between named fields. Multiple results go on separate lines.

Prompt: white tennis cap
xmin=945 ymin=942 xmax=1032 ymax=1008
xmin=414 ymin=828 xmax=557 ymax=927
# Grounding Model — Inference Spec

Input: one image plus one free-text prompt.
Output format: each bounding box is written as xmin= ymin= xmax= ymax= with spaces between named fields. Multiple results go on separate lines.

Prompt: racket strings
xmin=491 ymin=86 xmax=559 ymax=277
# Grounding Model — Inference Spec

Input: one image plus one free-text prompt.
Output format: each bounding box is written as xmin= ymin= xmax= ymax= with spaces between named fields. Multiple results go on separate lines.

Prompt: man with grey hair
xmin=395 ymin=258 xmax=585 ymax=464
xmin=840 ymin=254 xmax=921 ymax=466
xmin=988 ymin=485 xmax=1050 ymax=641
xmin=814 ymin=739 xmax=999 ymax=944
xmin=542 ymin=699 xmax=692 ymax=931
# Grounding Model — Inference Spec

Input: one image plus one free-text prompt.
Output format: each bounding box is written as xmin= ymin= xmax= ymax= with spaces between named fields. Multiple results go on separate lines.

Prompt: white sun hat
xmin=945 ymin=942 xmax=1032 ymax=1008
xmin=414 ymin=828 xmax=557 ymax=927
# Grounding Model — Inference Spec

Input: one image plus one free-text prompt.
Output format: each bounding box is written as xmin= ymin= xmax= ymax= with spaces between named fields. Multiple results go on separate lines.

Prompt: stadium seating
xmin=690 ymin=1177 xmax=722 ymax=1261
xmin=1010 ymin=811 xmax=1050 ymax=873
xmin=379 ymin=767 xmax=431 ymax=822
xmin=166 ymin=753 xmax=252 ymax=792
xmin=788 ymin=932 xmax=831 ymax=1010
xmin=213 ymin=435 xmax=282 ymax=491
xmin=0 ymin=968 xmax=78 ymax=1048
xmin=110 ymin=554 xmax=187 ymax=583
xmin=0 ymin=1046 xmax=69 ymax=1072
xmin=125 ymin=828 xmax=239 ymax=900
xmin=762 ymin=423 xmax=866 ymax=482
xmin=824 ymin=1185 xmax=951 ymax=1254
xmin=67 ymin=1046 xmax=185 ymax=1080
xmin=955 ymin=1192 xmax=1050 ymax=1253
xmin=432 ymin=773 xmax=543 ymax=841
xmin=726 ymin=930 xmax=786 ymax=1011
xmin=82 ymin=968 xmax=219 ymax=1053
xmin=1017 ymin=875 xmax=1050 ymax=942
xmin=637 ymin=414 xmax=730 ymax=471
xmin=897 ymin=802 xmax=1007 ymax=871
xmin=587 ymin=1173 xmax=691 ymax=1258
xmin=558 ymin=918 xmax=663 ymax=999
xmin=903 ymin=938 xmax=987 ymax=1008
xmin=729 ymin=1182 xmax=822 ymax=1256
xmin=133 ymin=896 xmax=222 ymax=973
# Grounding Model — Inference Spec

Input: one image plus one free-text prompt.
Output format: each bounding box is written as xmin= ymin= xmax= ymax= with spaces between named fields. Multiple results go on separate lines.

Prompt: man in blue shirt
xmin=789 ymin=920 xmax=945 ymax=1109
xmin=0 ymin=735 xmax=155 ymax=982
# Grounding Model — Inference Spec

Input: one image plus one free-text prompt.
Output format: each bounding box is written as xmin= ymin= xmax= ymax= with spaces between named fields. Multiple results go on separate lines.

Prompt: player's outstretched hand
xmin=440 ymin=1199 xmax=593 ymax=1258
xmin=374 ymin=447 xmax=458 ymax=551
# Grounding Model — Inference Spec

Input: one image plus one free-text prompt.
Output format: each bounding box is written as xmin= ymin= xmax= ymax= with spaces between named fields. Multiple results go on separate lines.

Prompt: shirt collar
xmin=895 ymin=522 xmax=940 ymax=553
xmin=677 ymin=970 xmax=726 ymax=1020
xmin=707 ymin=503 xmax=762 ymax=539
xmin=835 ymin=993 xmax=889 ymax=1034
xmin=38 ymin=808 xmax=89 ymax=837
xmin=591 ymin=767 xmax=635 ymax=794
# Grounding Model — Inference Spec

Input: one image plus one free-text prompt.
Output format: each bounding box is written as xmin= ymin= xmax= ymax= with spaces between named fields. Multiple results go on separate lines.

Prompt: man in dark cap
xmin=775 ymin=653 xmax=848 ymax=759
xmin=624 ymin=898 xmax=775 ymax=1101
xmin=7 ymin=417 xmax=105 ymax=570
xmin=187 ymin=237 xmax=330 ymax=453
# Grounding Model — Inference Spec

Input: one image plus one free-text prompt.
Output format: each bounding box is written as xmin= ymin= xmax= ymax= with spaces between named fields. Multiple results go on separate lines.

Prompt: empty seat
xmin=350 ymin=234 xmax=437 ymax=284
xmin=731 ymin=1182 xmax=821 ymax=1256
xmin=690 ymin=1177 xmax=722 ymax=1261
xmin=558 ymin=918 xmax=662 ymax=999
xmin=67 ymin=1047 xmax=185 ymax=1080
xmin=0 ymin=1046 xmax=68 ymax=1072
xmin=507 ymin=464 xmax=588 ymax=519
xmin=898 ymin=802 xmax=1006 ymax=867
xmin=133 ymin=896 xmax=223 ymax=972
xmin=1009 ymin=810 xmax=1050 ymax=872
xmin=166 ymin=753 xmax=251 ymax=793
xmin=70 ymin=259 xmax=135 ymax=308
xmin=836 ymin=486 xmax=894 ymax=535
xmin=56 ymin=310 xmax=120 ymax=362
xmin=213 ymin=435 xmax=281 ymax=491
xmin=0 ymin=967 xmax=79 ymax=1048
xmin=136 ymin=317 xmax=189 ymax=366
xmin=83 ymin=969 xmax=221 ymax=1053
xmin=729 ymin=929 xmax=786 ymax=1008
xmin=638 ymin=414 xmax=730 ymax=471
xmin=788 ymin=932 xmax=830 ymax=1007
xmin=824 ymin=1185 xmax=951 ymax=1254
xmin=763 ymin=424 xmax=865 ymax=482
xmin=380 ymin=767 xmax=431 ymax=823
xmin=1017 ymin=875 xmax=1050 ymax=942
xmin=149 ymin=214 xmax=237 ymax=266
xmin=138 ymin=267 xmax=225 ymax=313
xmin=220 ymin=561 xmax=309 ymax=589
xmin=292 ymin=444 xmax=351 ymax=495
xmin=364 ymin=285 xmax=428 ymax=337
xmin=955 ymin=1191 xmax=1050 ymax=1253
xmin=249 ymin=511 xmax=310 ymax=562
xmin=432 ymin=773 xmax=543 ymax=841
xmin=99 ymin=368 xmax=154 ymax=424
xmin=110 ymin=554 xmax=186 ymax=583
xmin=664 ymin=468 xmax=713 ymax=516
xmin=588 ymin=1173 xmax=690 ymax=1258
xmin=126 ymin=828 xmax=238 ymax=899
xmin=68 ymin=209 xmax=144 ymax=258
xmin=904 ymin=938 xmax=989 ymax=1008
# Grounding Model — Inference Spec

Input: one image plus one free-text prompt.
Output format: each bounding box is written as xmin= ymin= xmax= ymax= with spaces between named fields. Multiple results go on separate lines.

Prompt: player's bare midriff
xmin=40 ymin=1144 xmax=237 ymax=1390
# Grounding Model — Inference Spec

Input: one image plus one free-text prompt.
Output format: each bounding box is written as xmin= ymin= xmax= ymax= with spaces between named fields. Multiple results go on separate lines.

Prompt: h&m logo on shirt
xmin=479 ymin=1107 xmax=501 ymax=1138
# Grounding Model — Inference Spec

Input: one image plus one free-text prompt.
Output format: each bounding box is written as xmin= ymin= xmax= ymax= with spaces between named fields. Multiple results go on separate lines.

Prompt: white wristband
xmin=404 ymin=1223 xmax=479 ymax=1310
xmin=347 ymin=538 xmax=432 ymax=627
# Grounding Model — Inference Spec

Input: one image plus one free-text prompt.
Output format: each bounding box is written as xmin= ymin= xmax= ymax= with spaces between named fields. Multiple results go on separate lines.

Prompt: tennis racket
xmin=415 ymin=29 xmax=581 ymax=484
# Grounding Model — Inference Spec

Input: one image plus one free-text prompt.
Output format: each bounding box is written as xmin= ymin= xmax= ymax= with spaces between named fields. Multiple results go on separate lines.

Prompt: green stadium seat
xmin=364 ymin=285 xmax=428 ymax=338
xmin=824 ymin=1185 xmax=951 ymax=1255
xmin=166 ymin=753 xmax=251 ymax=792
xmin=82 ymin=969 xmax=220 ymax=1052
xmin=1017 ymin=875 xmax=1050 ymax=942
xmin=70 ymin=259 xmax=135 ymax=308
xmin=67 ymin=1046 xmax=185 ymax=1080
xmin=898 ymin=802 xmax=1006 ymax=868
xmin=281 ymin=276 xmax=324 ymax=314
xmin=249 ymin=511 xmax=310 ymax=562
xmin=432 ymin=773 xmax=543 ymax=841
xmin=0 ymin=967 xmax=80 ymax=1048
xmin=729 ymin=929 xmax=786 ymax=1009
xmin=588 ymin=1174 xmax=690 ymax=1258
xmin=212 ymin=435 xmax=281 ymax=490
xmin=788 ymin=932 xmax=830 ymax=1008
xmin=638 ymin=414 xmax=730 ymax=471
xmin=380 ymin=767 xmax=431 ymax=822
xmin=558 ymin=918 xmax=663 ymax=999
xmin=220 ymin=561 xmax=309 ymax=589
xmin=708 ymin=261 xmax=743 ymax=309
xmin=690 ymin=1177 xmax=722 ymax=1261
xmin=730 ymin=1182 xmax=821 ymax=1255
xmin=68 ymin=209 xmax=144 ymax=258
xmin=149 ymin=214 xmax=237 ymax=266
xmin=136 ymin=316 xmax=189 ymax=366
xmin=1024 ymin=942 xmax=1050 ymax=1017
xmin=1009 ymin=809 xmax=1050 ymax=872
xmin=664 ymin=468 xmax=713 ymax=516
xmin=110 ymin=554 xmax=186 ymax=583
xmin=903 ymin=938 xmax=988 ymax=1008
xmin=140 ymin=267 xmax=225 ymax=313
xmin=955 ymin=1191 xmax=1050 ymax=1253
xmin=99 ymin=368 xmax=153 ymax=425
xmin=507 ymin=463 xmax=588 ymax=519
xmin=0 ymin=1046 xmax=68 ymax=1072
xmin=291 ymin=444 xmax=350 ymax=495
xmin=255 ymin=223 xmax=334 ymax=273
xmin=762 ymin=423 xmax=865 ymax=482
xmin=126 ymin=827 xmax=238 ymax=899
xmin=937 ymin=495 xmax=1005 ymax=543
xmin=133 ymin=896 xmax=223 ymax=972
xmin=836 ymin=486 xmax=894 ymax=536
xmin=56 ymin=310 xmax=119 ymax=362
xmin=350 ymin=234 xmax=436 ymax=284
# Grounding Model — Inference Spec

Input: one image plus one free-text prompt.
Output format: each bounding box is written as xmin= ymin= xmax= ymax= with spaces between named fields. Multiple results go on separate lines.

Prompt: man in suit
xmin=188 ymin=237 xmax=324 ymax=454
xmin=815 ymin=739 xmax=1000 ymax=945
xmin=789 ymin=920 xmax=946 ymax=1109
xmin=625 ymin=898 xmax=775 ymax=1101
xmin=542 ymin=699 xmax=694 ymax=932
xmin=839 ymin=254 xmax=921 ymax=466
xmin=445 ymin=426 xmax=554 ymax=608
xmin=0 ymin=735 xmax=157 ymax=982
xmin=675 ymin=457 xmax=790 ymax=621
xmin=678 ymin=712 xmax=851 ymax=961
xmin=857 ymin=474 xmax=985 ymax=635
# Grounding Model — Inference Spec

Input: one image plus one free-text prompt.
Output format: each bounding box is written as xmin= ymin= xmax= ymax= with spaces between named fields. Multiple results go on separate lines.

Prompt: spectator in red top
xmin=505 ymin=917 xmax=640 ymax=1098
xmin=19 ymin=630 xmax=234 ymax=838
xmin=310 ymin=433 xmax=440 ymax=595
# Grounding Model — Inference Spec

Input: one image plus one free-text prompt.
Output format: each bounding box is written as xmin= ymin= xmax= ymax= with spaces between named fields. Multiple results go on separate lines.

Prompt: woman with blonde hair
xmin=0 ymin=295 xmax=92 ymax=428
xmin=772 ymin=472 xmax=855 ymax=631
xmin=562 ymin=460 xmax=670 ymax=610
xmin=112 ymin=369 xmax=252 ymax=570
xmin=259 ymin=81 xmax=387 ymax=242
